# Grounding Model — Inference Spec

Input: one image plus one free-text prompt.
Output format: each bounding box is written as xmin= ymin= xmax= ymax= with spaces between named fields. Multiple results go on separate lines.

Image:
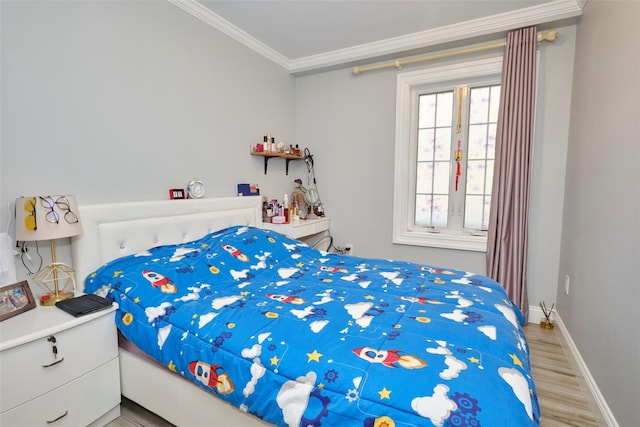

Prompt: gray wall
xmin=558 ymin=1 xmax=639 ymax=426
xmin=296 ymin=25 xmax=577 ymax=309
xmin=1 ymin=0 xmax=301 ymax=269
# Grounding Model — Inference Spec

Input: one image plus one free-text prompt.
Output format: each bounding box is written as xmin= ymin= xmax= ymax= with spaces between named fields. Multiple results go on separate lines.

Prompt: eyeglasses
xmin=38 ymin=196 xmax=79 ymax=224
xmin=39 ymin=196 xmax=59 ymax=223
xmin=54 ymin=196 xmax=79 ymax=224
xmin=23 ymin=197 xmax=37 ymax=231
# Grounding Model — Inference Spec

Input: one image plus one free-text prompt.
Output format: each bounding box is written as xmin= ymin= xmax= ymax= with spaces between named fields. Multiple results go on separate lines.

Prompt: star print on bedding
xmin=85 ymin=225 xmax=540 ymax=426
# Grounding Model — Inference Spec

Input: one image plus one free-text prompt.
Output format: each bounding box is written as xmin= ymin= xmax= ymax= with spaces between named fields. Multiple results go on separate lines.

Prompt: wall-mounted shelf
xmin=250 ymin=152 xmax=304 ymax=175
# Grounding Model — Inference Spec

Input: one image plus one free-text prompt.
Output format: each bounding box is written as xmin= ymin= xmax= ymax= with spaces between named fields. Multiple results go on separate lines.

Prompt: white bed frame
xmin=71 ymin=197 xmax=271 ymax=426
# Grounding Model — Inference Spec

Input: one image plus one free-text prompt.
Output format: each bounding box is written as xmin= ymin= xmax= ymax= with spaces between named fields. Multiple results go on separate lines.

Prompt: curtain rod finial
xmin=537 ymin=30 xmax=559 ymax=43
xmin=352 ymin=66 xmax=362 ymax=76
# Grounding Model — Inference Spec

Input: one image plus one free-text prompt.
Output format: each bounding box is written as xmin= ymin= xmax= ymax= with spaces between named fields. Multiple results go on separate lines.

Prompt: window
xmin=393 ymin=57 xmax=502 ymax=251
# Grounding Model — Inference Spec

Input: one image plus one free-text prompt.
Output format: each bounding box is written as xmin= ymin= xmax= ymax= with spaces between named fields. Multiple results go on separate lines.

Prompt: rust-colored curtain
xmin=487 ymin=27 xmax=537 ymax=321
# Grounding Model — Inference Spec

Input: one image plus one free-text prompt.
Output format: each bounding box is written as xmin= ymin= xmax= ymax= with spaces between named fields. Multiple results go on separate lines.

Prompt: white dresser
xmin=0 ymin=302 xmax=120 ymax=426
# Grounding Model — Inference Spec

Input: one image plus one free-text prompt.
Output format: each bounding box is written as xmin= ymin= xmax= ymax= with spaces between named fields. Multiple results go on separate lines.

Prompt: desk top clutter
xmin=261 ymin=178 xmax=324 ymax=226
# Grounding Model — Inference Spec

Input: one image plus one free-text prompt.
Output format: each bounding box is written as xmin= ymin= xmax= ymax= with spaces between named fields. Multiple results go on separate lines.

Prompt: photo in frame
xmin=0 ymin=280 xmax=36 ymax=321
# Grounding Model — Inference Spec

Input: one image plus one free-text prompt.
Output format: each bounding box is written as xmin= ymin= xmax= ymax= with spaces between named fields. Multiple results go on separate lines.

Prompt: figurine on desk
xmin=294 ymin=178 xmax=324 ymax=219
xmin=292 ymin=179 xmax=307 ymax=220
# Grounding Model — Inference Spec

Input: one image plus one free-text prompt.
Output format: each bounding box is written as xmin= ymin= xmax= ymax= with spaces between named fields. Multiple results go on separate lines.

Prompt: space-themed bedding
xmin=85 ymin=225 xmax=539 ymax=427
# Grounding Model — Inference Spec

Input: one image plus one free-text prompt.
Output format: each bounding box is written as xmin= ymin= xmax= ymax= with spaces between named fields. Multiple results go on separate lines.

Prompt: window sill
xmin=393 ymin=229 xmax=487 ymax=252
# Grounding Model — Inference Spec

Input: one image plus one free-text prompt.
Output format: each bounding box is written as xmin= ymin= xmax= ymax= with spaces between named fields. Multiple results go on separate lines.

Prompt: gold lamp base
xmin=32 ymin=262 xmax=77 ymax=307
xmin=40 ymin=290 xmax=75 ymax=306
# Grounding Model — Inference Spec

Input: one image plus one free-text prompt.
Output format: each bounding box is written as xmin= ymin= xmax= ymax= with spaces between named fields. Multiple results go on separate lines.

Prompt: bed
xmin=71 ymin=196 xmax=540 ymax=427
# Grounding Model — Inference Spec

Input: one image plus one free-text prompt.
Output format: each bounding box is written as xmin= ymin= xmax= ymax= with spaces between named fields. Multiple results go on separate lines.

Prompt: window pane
xmin=433 ymin=162 xmax=450 ymax=194
xmin=464 ymin=195 xmax=484 ymax=229
xmin=431 ymin=195 xmax=448 ymax=227
xmin=417 ymin=129 xmax=435 ymax=161
xmin=487 ymin=123 xmax=496 ymax=159
xmin=434 ymin=128 xmax=451 ymax=160
xmin=435 ymin=92 xmax=453 ymax=128
xmin=469 ymin=87 xmax=490 ymax=124
xmin=485 ymin=160 xmax=494 ymax=196
xmin=483 ymin=195 xmax=491 ymax=230
xmin=489 ymin=86 xmax=501 ymax=122
xmin=419 ymin=94 xmax=436 ymax=128
xmin=466 ymin=160 xmax=487 ymax=195
xmin=464 ymin=195 xmax=491 ymax=230
xmin=415 ymin=195 xmax=433 ymax=226
xmin=415 ymin=195 xmax=448 ymax=228
xmin=416 ymin=91 xmax=453 ymax=230
xmin=463 ymin=84 xmax=499 ymax=231
xmin=468 ymin=124 xmax=488 ymax=159
xmin=416 ymin=162 xmax=434 ymax=193
xmin=415 ymin=160 xmax=449 ymax=222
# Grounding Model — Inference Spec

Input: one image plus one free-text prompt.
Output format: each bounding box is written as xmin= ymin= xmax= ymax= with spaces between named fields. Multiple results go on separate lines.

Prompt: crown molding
xmin=288 ymin=0 xmax=584 ymax=74
xmin=167 ymin=0 xmax=290 ymax=69
xmin=169 ymin=0 xmax=583 ymax=75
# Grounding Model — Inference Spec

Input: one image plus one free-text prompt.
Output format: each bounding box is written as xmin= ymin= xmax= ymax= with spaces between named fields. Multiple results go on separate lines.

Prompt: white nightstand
xmin=0 ymin=301 xmax=121 ymax=426
xmin=261 ymin=217 xmax=330 ymax=245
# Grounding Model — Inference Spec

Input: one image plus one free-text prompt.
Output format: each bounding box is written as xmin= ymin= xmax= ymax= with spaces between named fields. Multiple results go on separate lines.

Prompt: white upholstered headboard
xmin=70 ymin=196 xmax=262 ymax=292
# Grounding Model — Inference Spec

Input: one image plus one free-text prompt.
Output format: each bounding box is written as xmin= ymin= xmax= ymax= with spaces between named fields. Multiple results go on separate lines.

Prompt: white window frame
xmin=393 ymin=56 xmax=503 ymax=252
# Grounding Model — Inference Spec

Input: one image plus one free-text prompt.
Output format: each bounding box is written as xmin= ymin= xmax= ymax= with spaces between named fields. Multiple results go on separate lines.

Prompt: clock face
xmin=188 ymin=179 xmax=205 ymax=199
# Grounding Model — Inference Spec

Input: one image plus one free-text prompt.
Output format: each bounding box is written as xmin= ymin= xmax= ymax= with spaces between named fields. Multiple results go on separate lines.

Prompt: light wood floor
xmin=523 ymin=323 xmax=605 ymax=427
xmin=105 ymin=324 xmax=605 ymax=426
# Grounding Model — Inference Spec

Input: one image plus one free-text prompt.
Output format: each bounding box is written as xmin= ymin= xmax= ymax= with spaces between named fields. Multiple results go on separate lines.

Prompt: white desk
xmin=261 ymin=217 xmax=330 ymax=240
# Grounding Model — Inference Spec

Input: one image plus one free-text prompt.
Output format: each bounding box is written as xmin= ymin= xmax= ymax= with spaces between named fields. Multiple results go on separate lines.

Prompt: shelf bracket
xmin=261 ymin=156 xmax=293 ymax=175
xmin=252 ymin=152 xmax=302 ymax=175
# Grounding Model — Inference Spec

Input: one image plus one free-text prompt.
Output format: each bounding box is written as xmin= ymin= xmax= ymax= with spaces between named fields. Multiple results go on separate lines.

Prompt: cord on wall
xmin=311 ymin=234 xmax=334 ymax=252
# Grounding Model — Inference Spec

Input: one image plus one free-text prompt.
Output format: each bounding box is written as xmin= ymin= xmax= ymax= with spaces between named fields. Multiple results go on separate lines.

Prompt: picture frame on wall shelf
xmin=0 ymin=280 xmax=36 ymax=321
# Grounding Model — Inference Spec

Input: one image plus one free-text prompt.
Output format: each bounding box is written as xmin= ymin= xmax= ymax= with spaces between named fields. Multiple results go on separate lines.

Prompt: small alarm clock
xmin=187 ymin=178 xmax=205 ymax=199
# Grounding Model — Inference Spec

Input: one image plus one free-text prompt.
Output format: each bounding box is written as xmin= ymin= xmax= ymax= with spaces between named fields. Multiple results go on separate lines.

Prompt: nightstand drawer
xmin=0 ymin=357 xmax=120 ymax=426
xmin=0 ymin=312 xmax=118 ymax=412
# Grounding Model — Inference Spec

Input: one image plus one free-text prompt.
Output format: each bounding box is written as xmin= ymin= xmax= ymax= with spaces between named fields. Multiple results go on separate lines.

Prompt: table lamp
xmin=15 ymin=195 xmax=83 ymax=305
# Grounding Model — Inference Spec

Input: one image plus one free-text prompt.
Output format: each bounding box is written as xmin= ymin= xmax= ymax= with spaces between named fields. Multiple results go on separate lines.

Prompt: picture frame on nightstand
xmin=0 ymin=280 xmax=36 ymax=321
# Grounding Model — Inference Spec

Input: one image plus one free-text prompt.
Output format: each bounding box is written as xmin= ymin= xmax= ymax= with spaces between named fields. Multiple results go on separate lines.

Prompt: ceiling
xmin=169 ymin=0 xmax=584 ymax=74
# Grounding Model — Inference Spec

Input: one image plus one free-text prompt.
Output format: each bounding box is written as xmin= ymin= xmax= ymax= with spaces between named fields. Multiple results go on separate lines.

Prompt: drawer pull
xmin=46 ymin=410 xmax=68 ymax=424
xmin=42 ymin=357 xmax=65 ymax=368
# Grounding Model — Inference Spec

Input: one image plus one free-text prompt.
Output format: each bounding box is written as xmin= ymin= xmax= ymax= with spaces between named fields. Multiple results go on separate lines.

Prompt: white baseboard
xmin=528 ymin=305 xmax=618 ymax=427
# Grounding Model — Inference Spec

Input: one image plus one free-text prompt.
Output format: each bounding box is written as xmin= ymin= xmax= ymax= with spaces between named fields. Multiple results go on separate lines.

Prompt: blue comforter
xmin=85 ymin=225 xmax=539 ymax=426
